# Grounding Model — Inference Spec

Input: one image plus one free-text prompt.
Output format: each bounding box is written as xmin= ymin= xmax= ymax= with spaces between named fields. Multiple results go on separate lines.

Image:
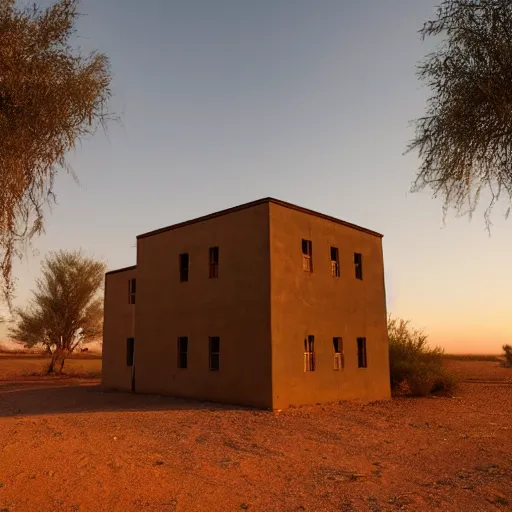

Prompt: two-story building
xmin=102 ymin=198 xmax=390 ymax=409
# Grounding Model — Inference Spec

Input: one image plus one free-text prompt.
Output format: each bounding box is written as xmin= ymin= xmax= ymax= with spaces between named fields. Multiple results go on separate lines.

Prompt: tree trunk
xmin=47 ymin=351 xmax=58 ymax=374
xmin=47 ymin=349 xmax=68 ymax=374
xmin=47 ymin=356 xmax=55 ymax=374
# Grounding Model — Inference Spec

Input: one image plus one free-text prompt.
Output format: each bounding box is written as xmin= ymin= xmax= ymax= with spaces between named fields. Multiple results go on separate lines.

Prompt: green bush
xmin=388 ymin=316 xmax=456 ymax=396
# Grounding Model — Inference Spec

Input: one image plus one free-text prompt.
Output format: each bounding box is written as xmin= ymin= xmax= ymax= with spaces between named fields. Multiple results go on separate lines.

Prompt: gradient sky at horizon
xmin=1 ymin=0 xmax=511 ymax=354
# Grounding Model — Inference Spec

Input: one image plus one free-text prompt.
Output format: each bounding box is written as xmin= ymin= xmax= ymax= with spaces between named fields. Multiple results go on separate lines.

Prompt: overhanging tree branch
xmin=0 ymin=0 xmax=114 ymax=306
xmin=407 ymin=0 xmax=512 ymax=228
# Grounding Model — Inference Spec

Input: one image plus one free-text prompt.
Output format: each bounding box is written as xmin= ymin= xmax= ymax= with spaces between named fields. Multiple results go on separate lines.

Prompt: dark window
xmin=209 ymin=247 xmax=219 ymax=278
xmin=209 ymin=336 xmax=220 ymax=371
xmin=179 ymin=253 xmax=189 ymax=282
xmin=177 ymin=337 xmax=188 ymax=369
xmin=128 ymin=278 xmax=136 ymax=304
xmin=126 ymin=338 xmax=134 ymax=366
xmin=333 ymin=337 xmax=344 ymax=370
xmin=354 ymin=253 xmax=363 ymax=280
xmin=357 ymin=337 xmax=367 ymax=368
xmin=302 ymin=239 xmax=313 ymax=272
xmin=304 ymin=335 xmax=315 ymax=371
xmin=330 ymin=247 xmax=340 ymax=277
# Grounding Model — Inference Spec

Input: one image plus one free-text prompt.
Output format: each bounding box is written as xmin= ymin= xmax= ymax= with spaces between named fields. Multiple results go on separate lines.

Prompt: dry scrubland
xmin=0 ymin=356 xmax=511 ymax=512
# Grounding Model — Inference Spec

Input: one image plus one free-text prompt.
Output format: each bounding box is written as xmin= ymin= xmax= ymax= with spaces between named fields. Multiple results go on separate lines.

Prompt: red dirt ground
xmin=0 ymin=357 xmax=511 ymax=512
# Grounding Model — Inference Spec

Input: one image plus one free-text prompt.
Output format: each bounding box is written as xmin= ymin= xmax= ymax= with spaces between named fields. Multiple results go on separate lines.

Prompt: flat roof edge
xmin=271 ymin=198 xmax=383 ymax=238
xmin=136 ymin=197 xmax=383 ymax=240
xmin=105 ymin=265 xmax=136 ymax=276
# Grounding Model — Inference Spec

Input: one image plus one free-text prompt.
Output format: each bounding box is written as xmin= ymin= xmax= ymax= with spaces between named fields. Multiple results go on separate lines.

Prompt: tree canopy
xmin=408 ymin=0 xmax=512 ymax=225
xmin=9 ymin=250 xmax=105 ymax=373
xmin=0 ymin=0 xmax=112 ymax=304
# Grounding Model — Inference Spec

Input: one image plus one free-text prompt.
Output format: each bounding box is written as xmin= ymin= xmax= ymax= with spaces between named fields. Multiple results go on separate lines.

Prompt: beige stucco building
xmin=102 ymin=198 xmax=390 ymax=409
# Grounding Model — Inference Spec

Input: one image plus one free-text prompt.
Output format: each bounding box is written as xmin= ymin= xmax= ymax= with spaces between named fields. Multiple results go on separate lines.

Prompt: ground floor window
xmin=357 ymin=337 xmax=367 ymax=368
xmin=209 ymin=336 xmax=220 ymax=371
xmin=177 ymin=337 xmax=188 ymax=368
xmin=333 ymin=337 xmax=344 ymax=370
xmin=126 ymin=338 xmax=134 ymax=366
xmin=304 ymin=335 xmax=315 ymax=371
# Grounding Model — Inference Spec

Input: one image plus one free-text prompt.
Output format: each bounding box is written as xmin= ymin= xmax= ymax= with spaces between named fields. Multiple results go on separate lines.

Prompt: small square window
xmin=357 ymin=337 xmax=367 ymax=368
xmin=177 ymin=337 xmax=188 ymax=369
xmin=330 ymin=247 xmax=340 ymax=277
xmin=179 ymin=253 xmax=189 ymax=282
xmin=302 ymin=239 xmax=313 ymax=272
xmin=354 ymin=253 xmax=363 ymax=280
xmin=209 ymin=336 xmax=220 ymax=371
xmin=209 ymin=247 xmax=219 ymax=278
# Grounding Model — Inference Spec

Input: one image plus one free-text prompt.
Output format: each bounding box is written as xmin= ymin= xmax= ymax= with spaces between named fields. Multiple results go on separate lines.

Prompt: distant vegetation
xmin=388 ymin=316 xmax=456 ymax=397
xmin=502 ymin=345 xmax=512 ymax=368
xmin=443 ymin=354 xmax=501 ymax=362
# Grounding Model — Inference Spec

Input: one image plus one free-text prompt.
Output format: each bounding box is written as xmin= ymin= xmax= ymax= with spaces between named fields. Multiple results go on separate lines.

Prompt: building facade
xmin=102 ymin=198 xmax=390 ymax=409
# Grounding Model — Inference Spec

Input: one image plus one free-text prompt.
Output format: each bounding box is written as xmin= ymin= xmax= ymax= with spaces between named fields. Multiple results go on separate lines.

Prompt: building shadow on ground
xmin=0 ymin=378 xmax=259 ymax=417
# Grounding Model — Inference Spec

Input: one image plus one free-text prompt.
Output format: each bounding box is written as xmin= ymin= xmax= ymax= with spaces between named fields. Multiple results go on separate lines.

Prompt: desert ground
xmin=0 ymin=355 xmax=511 ymax=512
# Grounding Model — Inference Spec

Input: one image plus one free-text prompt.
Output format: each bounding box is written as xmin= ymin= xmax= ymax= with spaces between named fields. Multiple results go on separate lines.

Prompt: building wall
xmin=269 ymin=202 xmax=390 ymax=409
xmin=134 ymin=203 xmax=272 ymax=408
xmin=102 ymin=267 xmax=136 ymax=391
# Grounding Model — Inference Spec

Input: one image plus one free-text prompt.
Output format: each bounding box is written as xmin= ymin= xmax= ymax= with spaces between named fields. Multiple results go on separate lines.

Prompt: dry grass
xmin=0 ymin=354 xmax=102 ymax=379
xmin=0 ymin=358 xmax=510 ymax=511
xmin=0 ymin=345 xmax=44 ymax=355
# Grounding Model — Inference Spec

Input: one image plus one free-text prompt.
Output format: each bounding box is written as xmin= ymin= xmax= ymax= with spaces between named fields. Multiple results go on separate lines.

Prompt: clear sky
xmin=1 ymin=0 xmax=511 ymax=354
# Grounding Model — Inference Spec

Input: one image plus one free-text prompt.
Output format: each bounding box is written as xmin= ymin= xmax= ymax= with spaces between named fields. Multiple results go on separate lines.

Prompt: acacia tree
xmin=9 ymin=250 xmax=105 ymax=373
xmin=408 ymin=0 xmax=512 ymax=225
xmin=0 ymin=0 xmax=112 ymax=304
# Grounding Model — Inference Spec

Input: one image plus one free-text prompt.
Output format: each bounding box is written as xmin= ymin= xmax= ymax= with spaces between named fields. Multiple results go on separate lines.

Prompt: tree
xmin=407 ymin=0 xmax=512 ymax=226
xmin=9 ymin=250 xmax=105 ymax=373
xmin=0 ymin=0 xmax=112 ymax=305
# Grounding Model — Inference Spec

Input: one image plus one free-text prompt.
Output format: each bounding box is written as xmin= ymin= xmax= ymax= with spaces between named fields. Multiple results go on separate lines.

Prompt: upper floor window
xmin=330 ymin=247 xmax=340 ymax=277
xmin=302 ymin=239 xmax=313 ymax=272
xmin=209 ymin=246 xmax=219 ymax=278
xmin=354 ymin=253 xmax=363 ymax=280
xmin=128 ymin=278 xmax=136 ymax=304
xmin=304 ymin=335 xmax=315 ymax=371
xmin=179 ymin=253 xmax=189 ymax=282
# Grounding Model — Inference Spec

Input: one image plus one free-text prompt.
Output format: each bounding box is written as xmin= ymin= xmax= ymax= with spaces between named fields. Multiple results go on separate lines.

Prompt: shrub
xmin=388 ymin=316 xmax=456 ymax=396
xmin=502 ymin=344 xmax=512 ymax=368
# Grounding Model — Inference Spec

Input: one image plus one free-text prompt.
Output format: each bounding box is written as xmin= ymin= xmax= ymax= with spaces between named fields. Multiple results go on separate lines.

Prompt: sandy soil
xmin=0 ymin=359 xmax=511 ymax=512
